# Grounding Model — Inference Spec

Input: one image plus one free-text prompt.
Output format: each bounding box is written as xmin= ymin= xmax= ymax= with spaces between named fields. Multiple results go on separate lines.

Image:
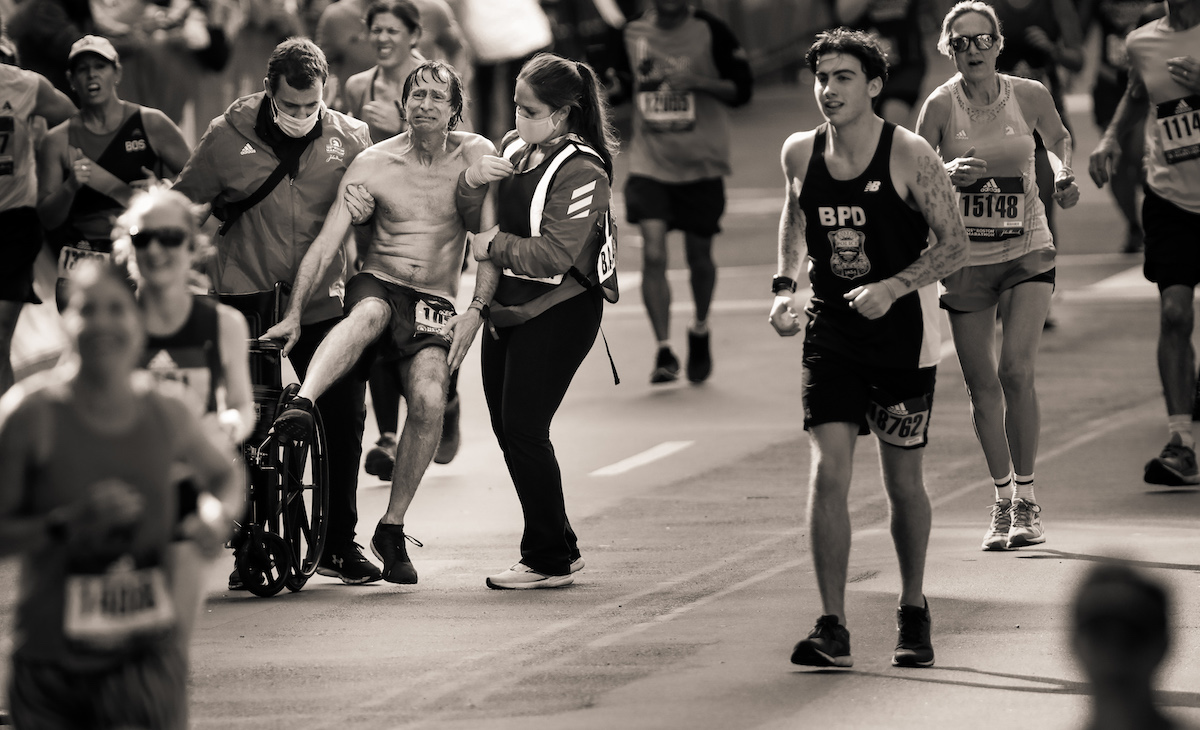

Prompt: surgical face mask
xmin=271 ymin=97 xmax=322 ymax=138
xmin=516 ymin=109 xmax=563 ymax=145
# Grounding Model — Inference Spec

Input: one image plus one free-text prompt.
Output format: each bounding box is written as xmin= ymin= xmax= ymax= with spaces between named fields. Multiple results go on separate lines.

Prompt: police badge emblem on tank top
xmin=828 ymin=225 xmax=871 ymax=280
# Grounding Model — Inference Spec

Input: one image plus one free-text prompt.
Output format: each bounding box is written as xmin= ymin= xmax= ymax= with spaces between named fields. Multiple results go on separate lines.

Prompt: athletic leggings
xmin=481 ymin=290 xmax=602 ymax=575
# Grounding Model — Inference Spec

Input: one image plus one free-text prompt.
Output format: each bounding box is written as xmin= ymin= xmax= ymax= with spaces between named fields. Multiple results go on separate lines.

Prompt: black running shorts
xmin=624 ymin=175 xmax=725 ymax=236
xmin=345 ymin=273 xmax=454 ymax=365
xmin=1 ymin=206 xmax=44 ymax=303
xmin=1143 ymin=188 xmax=1200 ymax=290
xmin=801 ymin=344 xmax=936 ymax=449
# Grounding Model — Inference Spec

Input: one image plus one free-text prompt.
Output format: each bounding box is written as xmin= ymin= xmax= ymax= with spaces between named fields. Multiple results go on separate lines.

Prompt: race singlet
xmin=57 ymin=240 xmax=112 ymax=278
xmin=1156 ymin=95 xmax=1200 ymax=165
xmin=63 ymin=555 xmax=176 ymax=653
xmin=958 ymin=177 xmax=1025 ymax=241
xmin=638 ymin=88 xmax=696 ymax=133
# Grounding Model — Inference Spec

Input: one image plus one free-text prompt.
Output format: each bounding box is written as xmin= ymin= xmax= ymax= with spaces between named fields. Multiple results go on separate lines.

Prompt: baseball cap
xmin=68 ymin=35 xmax=119 ymax=65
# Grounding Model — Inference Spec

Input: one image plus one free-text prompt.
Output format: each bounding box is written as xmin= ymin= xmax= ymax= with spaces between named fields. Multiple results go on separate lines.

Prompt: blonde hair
xmin=112 ymin=185 xmax=214 ymax=286
xmin=936 ymin=1 xmax=1005 ymax=59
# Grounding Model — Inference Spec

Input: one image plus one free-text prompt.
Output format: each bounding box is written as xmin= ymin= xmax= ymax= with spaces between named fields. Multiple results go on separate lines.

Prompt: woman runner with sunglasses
xmin=916 ymin=0 xmax=1079 ymax=552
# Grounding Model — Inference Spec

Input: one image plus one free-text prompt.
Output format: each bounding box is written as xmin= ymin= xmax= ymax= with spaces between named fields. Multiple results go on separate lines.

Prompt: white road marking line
xmin=590 ymin=440 xmax=695 ymax=476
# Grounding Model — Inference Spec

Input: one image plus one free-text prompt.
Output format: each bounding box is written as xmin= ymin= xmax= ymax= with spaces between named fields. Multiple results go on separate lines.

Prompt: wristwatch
xmin=772 ymin=275 xmax=797 ymax=295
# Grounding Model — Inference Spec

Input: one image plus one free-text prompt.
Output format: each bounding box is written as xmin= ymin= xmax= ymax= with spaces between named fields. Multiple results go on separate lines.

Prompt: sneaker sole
xmin=369 ymin=540 xmax=418 ymax=585
xmin=1144 ymin=459 xmax=1200 ymax=486
xmin=790 ymin=643 xmax=853 ymax=668
xmin=650 ymin=369 xmax=680 ymax=384
xmin=892 ymin=654 xmax=935 ymax=668
xmin=314 ymin=566 xmax=383 ymax=585
xmin=485 ymin=574 xmax=574 ymax=590
xmin=980 ymin=537 xmax=1009 ymax=551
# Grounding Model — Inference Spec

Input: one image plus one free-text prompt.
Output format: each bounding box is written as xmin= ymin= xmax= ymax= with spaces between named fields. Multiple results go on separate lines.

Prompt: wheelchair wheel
xmin=278 ymin=392 xmax=330 ymax=593
xmin=236 ymin=526 xmax=292 ymax=598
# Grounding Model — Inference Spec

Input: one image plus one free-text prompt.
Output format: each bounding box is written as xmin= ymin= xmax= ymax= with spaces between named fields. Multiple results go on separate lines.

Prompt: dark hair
xmin=517 ymin=53 xmax=618 ymax=180
xmin=266 ymin=37 xmax=329 ymax=93
xmin=805 ymin=27 xmax=889 ymax=85
xmin=1073 ymin=564 xmax=1169 ymax=641
xmin=400 ymin=60 xmax=465 ymax=130
xmin=366 ymin=0 xmax=420 ymax=35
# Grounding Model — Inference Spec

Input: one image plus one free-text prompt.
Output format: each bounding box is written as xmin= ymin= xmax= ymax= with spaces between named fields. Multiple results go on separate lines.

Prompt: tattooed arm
xmin=843 ymin=129 xmax=969 ymax=321
xmin=770 ymin=131 xmax=815 ymax=336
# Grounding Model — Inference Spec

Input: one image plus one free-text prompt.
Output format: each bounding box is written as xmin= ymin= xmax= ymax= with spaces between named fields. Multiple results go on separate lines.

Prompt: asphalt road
xmin=4 ymin=78 xmax=1200 ymax=729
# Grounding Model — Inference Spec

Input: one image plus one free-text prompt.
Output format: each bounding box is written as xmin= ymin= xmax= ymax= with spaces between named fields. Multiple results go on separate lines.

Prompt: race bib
xmin=414 ymin=297 xmax=454 ymax=336
xmin=958 ymin=177 xmax=1025 ymax=241
xmin=57 ymin=244 xmax=111 ymax=278
xmin=597 ymin=216 xmax=616 ymax=286
xmin=1156 ymin=95 xmax=1200 ymax=165
xmin=866 ymin=394 xmax=931 ymax=448
xmin=638 ymin=89 xmax=696 ymax=133
xmin=0 ymin=116 xmax=13 ymax=176
xmin=64 ymin=560 xmax=176 ymax=652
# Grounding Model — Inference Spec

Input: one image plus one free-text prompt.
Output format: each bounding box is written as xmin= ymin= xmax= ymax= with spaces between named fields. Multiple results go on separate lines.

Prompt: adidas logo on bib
xmin=240 ymin=143 xmax=256 ymax=156
xmin=955 ymin=130 xmax=969 ymax=140
xmin=980 ymin=178 xmax=1002 ymax=193
xmin=1176 ymin=99 xmax=1194 ymax=115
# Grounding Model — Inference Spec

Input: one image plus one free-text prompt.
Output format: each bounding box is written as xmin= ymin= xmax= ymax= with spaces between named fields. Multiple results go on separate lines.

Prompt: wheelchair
xmin=219 ymin=283 xmax=329 ymax=597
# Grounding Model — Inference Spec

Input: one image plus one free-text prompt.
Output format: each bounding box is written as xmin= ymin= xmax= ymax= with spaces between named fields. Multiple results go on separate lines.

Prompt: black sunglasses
xmin=949 ymin=33 xmax=996 ymax=52
xmin=130 ymin=227 xmax=189 ymax=249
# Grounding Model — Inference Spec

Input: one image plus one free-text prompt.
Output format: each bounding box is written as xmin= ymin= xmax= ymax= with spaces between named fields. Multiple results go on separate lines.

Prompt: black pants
xmin=289 ymin=317 xmax=368 ymax=548
xmin=481 ymin=291 xmax=602 ymax=575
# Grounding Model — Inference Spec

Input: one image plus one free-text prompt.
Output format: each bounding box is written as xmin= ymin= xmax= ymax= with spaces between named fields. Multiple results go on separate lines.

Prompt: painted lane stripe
xmin=590 ymin=441 xmax=695 ymax=477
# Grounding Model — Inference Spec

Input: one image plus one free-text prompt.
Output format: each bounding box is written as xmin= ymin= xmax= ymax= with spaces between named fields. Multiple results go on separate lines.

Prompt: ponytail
xmin=518 ymin=53 xmax=619 ymax=180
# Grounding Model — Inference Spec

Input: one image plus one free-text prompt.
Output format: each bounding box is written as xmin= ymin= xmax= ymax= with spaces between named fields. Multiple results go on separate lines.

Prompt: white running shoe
xmin=982 ymin=498 xmax=1012 ymax=551
xmin=486 ymin=562 xmax=574 ymax=590
xmin=1006 ymin=498 xmax=1045 ymax=548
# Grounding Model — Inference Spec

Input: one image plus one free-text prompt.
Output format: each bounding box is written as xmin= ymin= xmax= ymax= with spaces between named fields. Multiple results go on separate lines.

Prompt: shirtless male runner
xmin=263 ymin=60 xmax=503 ymax=584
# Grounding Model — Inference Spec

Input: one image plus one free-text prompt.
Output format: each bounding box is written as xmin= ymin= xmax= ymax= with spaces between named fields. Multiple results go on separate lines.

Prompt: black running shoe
xmin=228 ymin=567 xmax=246 ymax=591
xmin=371 ymin=522 xmax=421 ymax=584
xmin=364 ymin=433 xmax=397 ymax=480
xmin=686 ymin=329 xmax=712 ymax=383
xmin=650 ymin=347 xmax=680 ymax=384
xmin=272 ymin=395 xmax=314 ymax=443
xmin=434 ymin=394 xmax=461 ymax=465
xmin=791 ymin=615 xmax=853 ymax=667
xmin=892 ymin=600 xmax=935 ymax=667
xmin=316 ymin=542 xmax=383 ymax=584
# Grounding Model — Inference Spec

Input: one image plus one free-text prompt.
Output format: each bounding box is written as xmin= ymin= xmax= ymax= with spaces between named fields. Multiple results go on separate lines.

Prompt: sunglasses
xmin=130 ymin=227 xmax=189 ymax=249
xmin=949 ymin=33 xmax=996 ymax=52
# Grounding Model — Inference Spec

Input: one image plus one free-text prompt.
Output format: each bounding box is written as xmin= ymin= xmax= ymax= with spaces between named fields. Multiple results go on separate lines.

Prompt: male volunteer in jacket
xmin=174 ymin=37 xmax=382 ymax=585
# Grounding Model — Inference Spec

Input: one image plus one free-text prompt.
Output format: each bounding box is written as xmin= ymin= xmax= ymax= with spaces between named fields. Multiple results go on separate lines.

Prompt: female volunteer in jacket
xmin=459 ymin=53 xmax=618 ymax=590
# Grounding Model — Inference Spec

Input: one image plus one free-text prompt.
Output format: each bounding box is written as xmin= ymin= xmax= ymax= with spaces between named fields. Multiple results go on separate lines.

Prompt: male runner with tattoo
xmin=769 ymin=28 xmax=969 ymax=669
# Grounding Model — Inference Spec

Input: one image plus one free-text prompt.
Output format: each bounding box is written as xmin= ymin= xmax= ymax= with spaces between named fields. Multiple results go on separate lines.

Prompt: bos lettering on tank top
xmin=1125 ymin=19 xmax=1200 ymax=213
xmin=140 ymin=296 xmax=223 ymax=417
xmin=0 ymin=66 xmax=41 ymax=210
xmin=798 ymin=123 xmax=941 ymax=369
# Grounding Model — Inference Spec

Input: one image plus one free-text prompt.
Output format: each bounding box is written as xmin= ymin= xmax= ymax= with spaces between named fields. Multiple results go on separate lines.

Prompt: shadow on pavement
xmin=1013 ymin=549 xmax=1200 ymax=573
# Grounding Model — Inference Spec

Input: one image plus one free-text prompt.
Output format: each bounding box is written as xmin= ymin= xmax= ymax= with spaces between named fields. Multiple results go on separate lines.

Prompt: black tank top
xmin=140 ymin=295 xmax=223 ymax=415
xmin=799 ymin=122 xmax=933 ymax=367
xmin=56 ymin=106 xmax=162 ymax=246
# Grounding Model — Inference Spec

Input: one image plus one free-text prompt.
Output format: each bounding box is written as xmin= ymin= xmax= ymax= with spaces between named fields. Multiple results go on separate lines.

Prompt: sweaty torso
xmin=358 ymin=131 xmax=479 ymax=300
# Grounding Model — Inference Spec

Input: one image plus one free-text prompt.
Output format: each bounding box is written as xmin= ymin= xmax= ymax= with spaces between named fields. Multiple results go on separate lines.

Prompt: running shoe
xmin=790 ymin=615 xmax=852 ymax=667
xmin=1006 ymin=498 xmax=1046 ymax=549
xmin=272 ymin=395 xmax=314 ymax=443
xmin=371 ymin=522 xmax=421 ymax=584
xmin=1144 ymin=434 xmax=1200 ymax=486
xmin=981 ymin=498 xmax=1012 ymax=551
xmin=686 ymin=329 xmax=712 ymax=383
xmin=228 ymin=567 xmax=246 ymax=591
xmin=485 ymin=562 xmax=574 ymax=590
xmin=570 ymin=557 xmax=585 ymax=573
xmin=650 ymin=347 xmax=680 ymax=384
xmin=364 ymin=432 xmax=397 ymax=480
xmin=316 ymin=542 xmax=383 ymax=584
xmin=892 ymin=601 xmax=935 ymax=667
xmin=434 ymin=394 xmax=461 ymax=465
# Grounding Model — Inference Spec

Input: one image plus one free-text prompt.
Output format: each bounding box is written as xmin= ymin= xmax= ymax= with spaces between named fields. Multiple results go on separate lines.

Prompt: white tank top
xmin=0 ymin=66 xmax=41 ymax=210
xmin=938 ymin=74 xmax=1053 ymax=266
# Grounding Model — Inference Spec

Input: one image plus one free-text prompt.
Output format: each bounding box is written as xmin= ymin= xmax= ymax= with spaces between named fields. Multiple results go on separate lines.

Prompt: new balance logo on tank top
xmin=799 ymin=122 xmax=940 ymax=368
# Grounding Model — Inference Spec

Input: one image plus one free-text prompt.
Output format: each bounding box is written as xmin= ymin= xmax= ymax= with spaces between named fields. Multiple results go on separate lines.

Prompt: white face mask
xmin=516 ymin=109 xmax=564 ymax=145
xmin=271 ymin=97 xmax=322 ymax=138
